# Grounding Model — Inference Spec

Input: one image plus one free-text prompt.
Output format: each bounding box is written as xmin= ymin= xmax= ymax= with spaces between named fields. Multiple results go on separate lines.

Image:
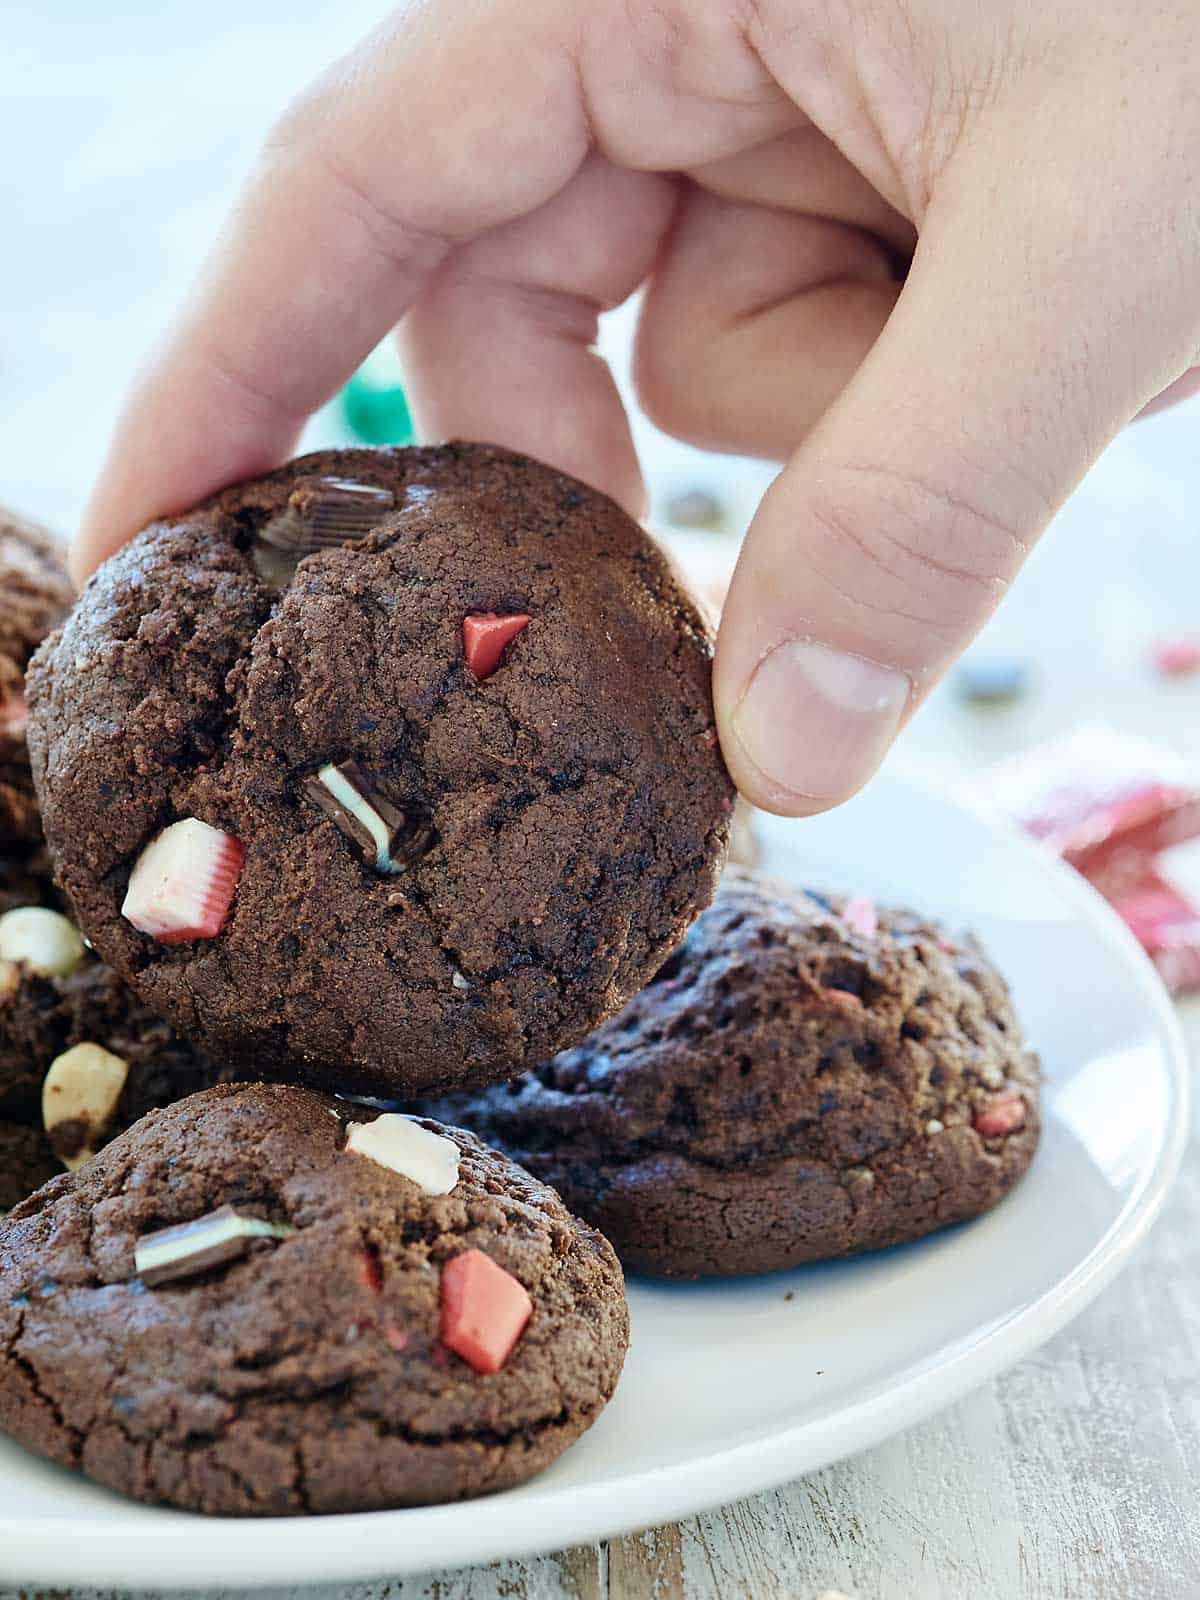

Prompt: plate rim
xmin=0 ymin=776 xmax=1189 ymax=1587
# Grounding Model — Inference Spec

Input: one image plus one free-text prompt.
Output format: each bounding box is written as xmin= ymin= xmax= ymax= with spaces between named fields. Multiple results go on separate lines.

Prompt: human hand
xmin=76 ymin=0 xmax=1200 ymax=815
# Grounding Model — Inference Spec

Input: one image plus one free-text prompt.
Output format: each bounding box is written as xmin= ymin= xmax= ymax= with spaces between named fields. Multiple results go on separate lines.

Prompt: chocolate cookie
xmin=0 ymin=893 xmax=236 ymax=1209
xmin=0 ymin=1121 xmax=59 ymax=1207
xmin=0 ymin=1082 xmax=628 ymax=1514
xmin=0 ymin=844 xmax=58 ymax=917
xmin=27 ymin=444 xmax=732 ymax=1097
xmin=0 ymin=507 xmax=73 ymax=849
xmin=416 ymin=870 xmax=1040 ymax=1278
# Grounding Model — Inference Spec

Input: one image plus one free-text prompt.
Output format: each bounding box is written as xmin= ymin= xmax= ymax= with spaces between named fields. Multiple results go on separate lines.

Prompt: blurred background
xmin=3 ymin=0 xmax=1198 ymax=791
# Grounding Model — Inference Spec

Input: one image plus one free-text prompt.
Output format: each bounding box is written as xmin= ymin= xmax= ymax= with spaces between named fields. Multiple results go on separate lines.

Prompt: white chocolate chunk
xmin=42 ymin=1043 xmax=130 ymax=1171
xmin=0 ymin=907 xmax=86 ymax=978
xmin=315 ymin=762 xmax=401 ymax=875
xmin=345 ymin=1114 xmax=460 ymax=1195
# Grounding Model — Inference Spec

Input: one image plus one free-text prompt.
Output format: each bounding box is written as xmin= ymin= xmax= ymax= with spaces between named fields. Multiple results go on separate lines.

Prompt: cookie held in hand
xmin=28 ymin=444 xmax=732 ymax=1096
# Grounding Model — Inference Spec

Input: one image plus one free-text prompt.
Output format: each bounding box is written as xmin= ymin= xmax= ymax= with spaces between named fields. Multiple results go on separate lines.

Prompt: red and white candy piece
xmin=440 ymin=1248 xmax=532 ymax=1374
xmin=0 ymin=693 xmax=26 ymax=741
xmin=1152 ymin=639 xmax=1200 ymax=679
xmin=842 ymin=896 xmax=878 ymax=938
xmin=973 ymin=1089 xmax=1027 ymax=1137
xmin=122 ymin=818 xmax=244 ymax=944
xmin=463 ymin=612 xmax=530 ymax=680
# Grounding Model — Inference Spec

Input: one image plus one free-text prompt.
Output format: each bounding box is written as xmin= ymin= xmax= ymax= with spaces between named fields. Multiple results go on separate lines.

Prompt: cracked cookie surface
xmin=0 ymin=1081 xmax=628 ymax=1514
xmin=27 ymin=443 xmax=732 ymax=1096
xmin=0 ymin=507 xmax=73 ymax=850
xmin=415 ymin=869 xmax=1041 ymax=1278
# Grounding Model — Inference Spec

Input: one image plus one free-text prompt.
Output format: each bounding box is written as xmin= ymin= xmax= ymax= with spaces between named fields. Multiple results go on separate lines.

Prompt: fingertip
xmin=69 ymin=510 xmax=114 ymax=588
xmin=714 ymin=588 xmax=910 ymax=819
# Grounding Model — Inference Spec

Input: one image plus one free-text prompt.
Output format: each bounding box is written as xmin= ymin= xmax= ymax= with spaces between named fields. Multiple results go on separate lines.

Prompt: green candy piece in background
xmin=339 ymin=343 xmax=415 ymax=445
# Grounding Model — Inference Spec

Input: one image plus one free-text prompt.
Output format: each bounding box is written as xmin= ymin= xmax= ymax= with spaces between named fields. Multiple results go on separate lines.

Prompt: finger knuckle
xmin=632 ymin=305 xmax=717 ymax=444
xmin=264 ymin=97 xmax=449 ymax=275
xmin=807 ymin=459 xmax=1024 ymax=636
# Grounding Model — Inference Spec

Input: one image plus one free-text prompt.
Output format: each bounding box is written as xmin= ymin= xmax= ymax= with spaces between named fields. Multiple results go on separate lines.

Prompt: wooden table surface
xmin=5 ymin=5 xmax=1200 ymax=1594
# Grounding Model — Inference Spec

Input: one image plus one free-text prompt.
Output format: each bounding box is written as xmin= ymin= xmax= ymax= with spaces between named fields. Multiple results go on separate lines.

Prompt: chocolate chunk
xmin=258 ymin=477 xmax=396 ymax=554
xmin=302 ymin=760 xmax=433 ymax=875
xmin=135 ymin=1203 xmax=293 ymax=1287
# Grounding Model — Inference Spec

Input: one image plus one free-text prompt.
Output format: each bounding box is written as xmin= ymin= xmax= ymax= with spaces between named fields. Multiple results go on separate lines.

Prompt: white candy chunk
xmin=345 ymin=1114 xmax=460 ymax=1195
xmin=42 ymin=1042 xmax=130 ymax=1171
xmin=0 ymin=907 xmax=86 ymax=978
xmin=121 ymin=818 xmax=244 ymax=943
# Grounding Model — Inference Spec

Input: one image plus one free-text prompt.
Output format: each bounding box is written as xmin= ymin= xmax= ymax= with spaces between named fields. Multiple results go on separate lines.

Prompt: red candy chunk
xmin=121 ymin=818 xmax=244 ymax=945
xmin=440 ymin=1248 xmax=532 ymax=1374
xmin=463 ymin=612 xmax=530 ymax=680
xmin=843 ymin=896 xmax=878 ymax=938
xmin=973 ymin=1090 xmax=1027 ymax=1137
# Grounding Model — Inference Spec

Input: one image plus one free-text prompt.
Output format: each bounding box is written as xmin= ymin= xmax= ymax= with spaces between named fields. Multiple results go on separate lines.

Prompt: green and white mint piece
xmin=135 ymin=1205 xmax=295 ymax=1287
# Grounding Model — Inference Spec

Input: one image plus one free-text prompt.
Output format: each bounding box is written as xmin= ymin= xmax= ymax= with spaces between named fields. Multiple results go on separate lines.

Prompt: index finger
xmin=75 ymin=1 xmax=592 ymax=579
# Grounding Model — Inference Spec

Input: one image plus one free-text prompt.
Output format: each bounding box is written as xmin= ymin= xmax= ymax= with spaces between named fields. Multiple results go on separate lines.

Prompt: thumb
xmin=714 ymin=130 xmax=1199 ymax=815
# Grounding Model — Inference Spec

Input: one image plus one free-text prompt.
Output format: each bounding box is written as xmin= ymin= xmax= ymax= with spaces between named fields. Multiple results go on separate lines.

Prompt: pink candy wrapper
xmin=981 ymin=726 xmax=1200 ymax=995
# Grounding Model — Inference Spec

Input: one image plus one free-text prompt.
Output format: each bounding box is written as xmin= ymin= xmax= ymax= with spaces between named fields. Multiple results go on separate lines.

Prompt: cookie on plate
xmin=416 ymin=869 xmax=1041 ymax=1278
xmin=0 ymin=1082 xmax=628 ymax=1514
xmin=27 ymin=444 xmax=733 ymax=1097
xmin=0 ymin=895 xmax=236 ymax=1209
xmin=0 ymin=507 xmax=73 ymax=849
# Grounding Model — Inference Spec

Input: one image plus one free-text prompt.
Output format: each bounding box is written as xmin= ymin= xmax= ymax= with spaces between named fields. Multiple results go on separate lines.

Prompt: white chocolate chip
xmin=926 ymin=1118 xmax=945 ymax=1135
xmin=0 ymin=907 xmax=86 ymax=978
xmin=451 ymin=971 xmax=470 ymax=992
xmin=42 ymin=1042 xmax=129 ymax=1171
xmin=344 ymin=1113 xmax=460 ymax=1195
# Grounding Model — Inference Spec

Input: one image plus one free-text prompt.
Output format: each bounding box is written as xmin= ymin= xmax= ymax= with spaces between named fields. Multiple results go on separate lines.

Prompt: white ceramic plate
xmin=0 ymin=771 xmax=1187 ymax=1588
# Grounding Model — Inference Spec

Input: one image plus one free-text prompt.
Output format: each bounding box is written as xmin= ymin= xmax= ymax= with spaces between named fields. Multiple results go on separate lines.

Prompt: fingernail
xmin=732 ymin=639 xmax=910 ymax=803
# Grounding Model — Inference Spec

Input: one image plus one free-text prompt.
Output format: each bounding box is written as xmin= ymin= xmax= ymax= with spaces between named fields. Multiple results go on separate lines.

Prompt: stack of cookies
xmin=0 ymin=447 xmax=1039 ymax=1517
